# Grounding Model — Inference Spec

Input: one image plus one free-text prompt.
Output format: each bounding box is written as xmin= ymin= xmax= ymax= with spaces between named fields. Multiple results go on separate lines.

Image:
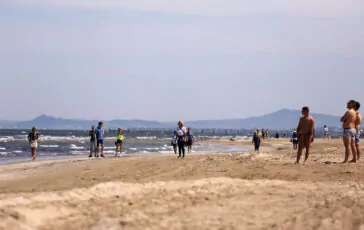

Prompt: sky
xmin=0 ymin=0 xmax=364 ymax=121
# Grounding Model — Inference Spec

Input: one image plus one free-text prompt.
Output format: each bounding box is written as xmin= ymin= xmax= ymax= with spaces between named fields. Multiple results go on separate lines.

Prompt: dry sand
xmin=1 ymin=139 xmax=364 ymax=230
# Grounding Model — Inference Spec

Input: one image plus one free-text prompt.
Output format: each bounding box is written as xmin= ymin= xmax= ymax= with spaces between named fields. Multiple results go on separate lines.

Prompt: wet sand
xmin=1 ymin=139 xmax=364 ymax=230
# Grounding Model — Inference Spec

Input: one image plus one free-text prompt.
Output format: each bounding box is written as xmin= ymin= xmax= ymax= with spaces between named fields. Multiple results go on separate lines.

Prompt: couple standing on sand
xmin=89 ymin=121 xmax=105 ymax=158
xmin=295 ymin=100 xmax=362 ymax=165
xmin=172 ymin=121 xmax=194 ymax=158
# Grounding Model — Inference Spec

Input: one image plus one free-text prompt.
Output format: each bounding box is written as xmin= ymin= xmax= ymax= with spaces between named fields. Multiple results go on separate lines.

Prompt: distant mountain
xmin=186 ymin=109 xmax=341 ymax=129
xmin=2 ymin=109 xmax=342 ymax=130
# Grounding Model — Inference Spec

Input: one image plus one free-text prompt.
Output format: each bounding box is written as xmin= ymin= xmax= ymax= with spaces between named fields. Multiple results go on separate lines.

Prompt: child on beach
xmin=115 ymin=128 xmax=124 ymax=157
xmin=171 ymin=130 xmax=178 ymax=154
xmin=28 ymin=127 xmax=39 ymax=161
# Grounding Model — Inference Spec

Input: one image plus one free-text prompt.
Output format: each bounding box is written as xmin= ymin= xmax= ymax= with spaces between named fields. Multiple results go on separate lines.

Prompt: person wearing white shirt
xmin=177 ymin=121 xmax=187 ymax=158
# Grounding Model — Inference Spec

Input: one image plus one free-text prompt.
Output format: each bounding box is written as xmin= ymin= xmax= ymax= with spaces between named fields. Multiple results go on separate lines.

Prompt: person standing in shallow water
xmin=177 ymin=121 xmax=187 ymax=158
xmin=252 ymin=130 xmax=261 ymax=152
xmin=187 ymin=127 xmax=195 ymax=153
xmin=28 ymin=127 xmax=39 ymax=161
xmin=295 ymin=107 xmax=315 ymax=166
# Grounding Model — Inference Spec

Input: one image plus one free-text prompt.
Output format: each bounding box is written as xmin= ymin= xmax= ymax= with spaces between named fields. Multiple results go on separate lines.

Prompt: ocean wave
xmin=136 ymin=136 xmax=157 ymax=140
xmin=0 ymin=137 xmax=15 ymax=142
xmin=40 ymin=145 xmax=59 ymax=148
xmin=70 ymin=144 xmax=85 ymax=150
xmin=0 ymin=147 xmax=6 ymax=150
xmin=12 ymin=151 xmax=23 ymax=153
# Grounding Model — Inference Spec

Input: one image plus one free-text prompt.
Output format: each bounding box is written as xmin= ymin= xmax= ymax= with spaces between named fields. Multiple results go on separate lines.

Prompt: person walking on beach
xmin=341 ymin=100 xmax=357 ymax=163
xmin=177 ymin=121 xmax=187 ymax=158
xmin=252 ymin=130 xmax=261 ymax=152
xmin=291 ymin=129 xmax=298 ymax=150
xmin=95 ymin=121 xmax=105 ymax=158
xmin=187 ymin=127 xmax=195 ymax=153
xmin=354 ymin=101 xmax=362 ymax=161
xmin=171 ymin=130 xmax=178 ymax=154
xmin=295 ymin=107 xmax=315 ymax=166
xmin=89 ymin=125 xmax=96 ymax=157
xmin=115 ymin=128 xmax=124 ymax=157
xmin=28 ymin=127 xmax=39 ymax=161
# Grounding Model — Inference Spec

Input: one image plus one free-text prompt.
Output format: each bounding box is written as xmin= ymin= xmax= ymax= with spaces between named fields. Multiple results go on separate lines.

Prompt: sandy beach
xmin=1 ymin=138 xmax=364 ymax=230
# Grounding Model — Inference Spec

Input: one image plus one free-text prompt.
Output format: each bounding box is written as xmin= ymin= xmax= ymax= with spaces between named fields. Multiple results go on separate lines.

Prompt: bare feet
xmin=32 ymin=157 xmax=35 ymax=161
xmin=295 ymin=161 xmax=299 ymax=164
xmin=303 ymin=161 xmax=309 ymax=167
xmin=349 ymin=160 xmax=357 ymax=163
xmin=341 ymin=161 xmax=348 ymax=164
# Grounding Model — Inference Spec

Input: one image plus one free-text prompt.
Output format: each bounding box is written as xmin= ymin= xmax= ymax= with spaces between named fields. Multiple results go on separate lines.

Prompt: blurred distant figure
xmin=28 ymin=127 xmax=40 ymax=161
xmin=275 ymin=132 xmax=280 ymax=139
xmin=291 ymin=129 xmax=298 ymax=150
xmin=171 ymin=130 xmax=178 ymax=154
xmin=323 ymin=125 xmax=329 ymax=139
xmin=187 ymin=127 xmax=195 ymax=153
xmin=354 ymin=101 xmax=362 ymax=161
xmin=296 ymin=107 xmax=315 ymax=166
xmin=252 ymin=130 xmax=261 ymax=152
xmin=89 ymin=125 xmax=96 ymax=157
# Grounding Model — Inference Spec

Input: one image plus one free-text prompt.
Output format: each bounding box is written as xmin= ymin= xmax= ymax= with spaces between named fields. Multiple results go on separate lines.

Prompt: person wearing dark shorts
xmin=186 ymin=127 xmax=195 ymax=153
xmin=95 ymin=121 xmax=105 ymax=157
xmin=177 ymin=121 xmax=187 ymax=158
xmin=89 ymin=125 xmax=96 ymax=157
xmin=115 ymin=128 xmax=124 ymax=157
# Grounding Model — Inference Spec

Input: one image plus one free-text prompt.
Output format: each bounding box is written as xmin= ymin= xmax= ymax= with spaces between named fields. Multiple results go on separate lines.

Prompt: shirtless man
xmin=354 ymin=101 xmax=362 ymax=161
xmin=295 ymin=107 xmax=315 ymax=166
xmin=340 ymin=100 xmax=357 ymax=163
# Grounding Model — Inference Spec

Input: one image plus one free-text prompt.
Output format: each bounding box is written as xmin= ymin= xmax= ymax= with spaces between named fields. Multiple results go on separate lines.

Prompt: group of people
xmin=88 ymin=121 xmax=124 ymax=158
xmin=171 ymin=121 xmax=195 ymax=158
xmin=294 ymin=100 xmax=362 ymax=165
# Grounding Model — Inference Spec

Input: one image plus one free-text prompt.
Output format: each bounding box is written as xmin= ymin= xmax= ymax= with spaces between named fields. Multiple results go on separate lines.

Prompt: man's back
xmin=95 ymin=127 xmax=103 ymax=140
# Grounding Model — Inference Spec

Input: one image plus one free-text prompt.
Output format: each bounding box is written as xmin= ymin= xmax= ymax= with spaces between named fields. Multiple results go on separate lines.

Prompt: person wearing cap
xmin=115 ymin=128 xmax=124 ymax=157
xmin=28 ymin=127 xmax=39 ymax=161
xmin=89 ymin=125 xmax=96 ymax=157
xmin=95 ymin=121 xmax=105 ymax=157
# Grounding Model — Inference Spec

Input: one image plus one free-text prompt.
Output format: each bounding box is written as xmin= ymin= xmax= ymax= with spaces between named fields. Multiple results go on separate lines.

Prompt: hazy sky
xmin=1 ymin=1 xmax=364 ymax=121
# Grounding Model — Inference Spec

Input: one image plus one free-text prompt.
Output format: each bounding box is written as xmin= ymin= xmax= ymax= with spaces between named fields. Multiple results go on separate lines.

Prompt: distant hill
xmin=186 ymin=109 xmax=341 ymax=129
xmin=1 ymin=109 xmax=342 ymax=130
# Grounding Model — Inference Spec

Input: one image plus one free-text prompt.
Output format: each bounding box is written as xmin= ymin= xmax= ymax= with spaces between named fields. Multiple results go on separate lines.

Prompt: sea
xmin=0 ymin=129 xmax=251 ymax=165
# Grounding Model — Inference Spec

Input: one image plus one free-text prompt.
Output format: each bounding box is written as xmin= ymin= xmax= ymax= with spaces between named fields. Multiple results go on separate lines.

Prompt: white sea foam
xmin=70 ymin=144 xmax=84 ymax=150
xmin=0 ymin=147 xmax=6 ymax=150
xmin=0 ymin=136 xmax=15 ymax=142
xmin=136 ymin=136 xmax=157 ymax=140
xmin=12 ymin=151 xmax=22 ymax=153
xmin=40 ymin=145 xmax=59 ymax=148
